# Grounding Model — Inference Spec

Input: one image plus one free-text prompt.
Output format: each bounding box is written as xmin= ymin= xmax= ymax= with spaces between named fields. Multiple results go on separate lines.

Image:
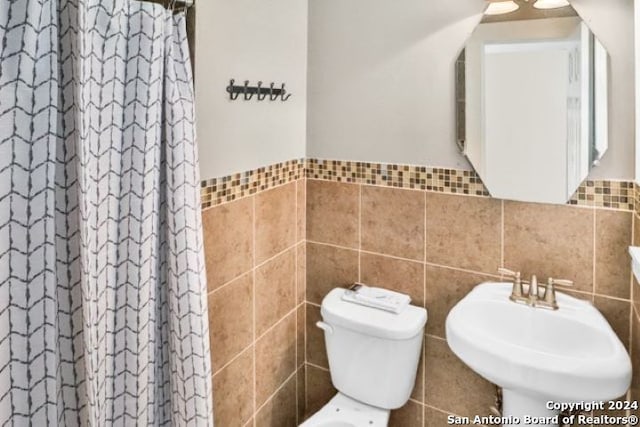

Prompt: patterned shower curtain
xmin=0 ymin=0 xmax=212 ymax=425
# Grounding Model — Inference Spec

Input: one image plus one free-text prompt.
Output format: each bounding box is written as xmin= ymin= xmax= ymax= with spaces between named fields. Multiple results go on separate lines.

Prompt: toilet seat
xmin=299 ymin=393 xmax=390 ymax=427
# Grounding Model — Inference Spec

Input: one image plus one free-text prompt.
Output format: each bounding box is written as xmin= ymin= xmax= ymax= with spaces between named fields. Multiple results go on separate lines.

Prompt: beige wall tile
xmin=255 ymin=248 xmax=296 ymax=336
xmin=424 ymin=406 xmax=453 ymax=427
xmin=389 ymin=400 xmax=423 ymax=427
xmin=361 ymin=252 xmax=425 ymax=307
xmin=202 ymin=197 xmax=254 ymax=291
xmin=504 ymin=202 xmax=594 ymax=293
xmin=305 ymin=365 xmax=337 ymax=417
xmin=208 ymin=273 xmax=253 ymax=372
xmin=255 ymin=182 xmax=296 ymax=264
xmin=426 ymin=193 xmax=502 ymax=274
xmin=595 ymin=210 xmax=632 ymax=299
xmin=307 ymin=180 xmax=359 ymax=248
xmin=634 ymin=214 xmax=640 ymax=316
xmin=297 ymin=368 xmax=306 ymax=423
xmin=631 ymin=313 xmax=640 ymax=416
xmin=296 ymin=243 xmax=306 ymax=304
xmin=411 ymin=344 xmax=425 ymax=403
xmin=306 ymin=304 xmax=328 ymax=368
xmin=425 ymin=266 xmax=497 ymax=339
xmin=594 ymin=296 xmax=631 ymax=349
xmin=255 ymin=312 xmax=297 ymax=407
xmin=255 ymin=375 xmax=297 ymax=427
xmin=297 ymin=304 xmax=305 ymax=368
xmin=424 ymin=336 xmax=494 ymax=418
xmin=213 ymin=348 xmax=254 ymax=427
xmin=361 ymin=186 xmax=425 ymax=261
xmin=306 ymin=242 xmax=359 ymax=304
xmin=297 ymin=179 xmax=307 ymax=242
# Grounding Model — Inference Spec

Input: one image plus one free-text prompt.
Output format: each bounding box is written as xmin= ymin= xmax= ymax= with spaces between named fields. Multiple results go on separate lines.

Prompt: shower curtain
xmin=0 ymin=1 xmax=212 ymax=425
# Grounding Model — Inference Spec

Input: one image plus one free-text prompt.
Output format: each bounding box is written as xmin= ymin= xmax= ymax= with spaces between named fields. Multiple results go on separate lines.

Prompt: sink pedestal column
xmin=502 ymin=390 xmax=560 ymax=427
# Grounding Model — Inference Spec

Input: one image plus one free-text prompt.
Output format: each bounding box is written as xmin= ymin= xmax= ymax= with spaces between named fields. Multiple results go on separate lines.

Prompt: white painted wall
xmin=195 ymin=0 xmax=308 ymax=180
xmin=307 ymin=0 xmax=635 ymax=180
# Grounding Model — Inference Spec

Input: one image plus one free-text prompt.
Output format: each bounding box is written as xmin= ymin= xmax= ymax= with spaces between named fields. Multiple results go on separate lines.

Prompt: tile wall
xmin=303 ymin=160 xmax=635 ymax=426
xmin=202 ymin=179 xmax=306 ymax=426
xmin=201 ymin=158 xmax=637 ymax=426
xmin=630 ymin=183 xmax=640 ymax=418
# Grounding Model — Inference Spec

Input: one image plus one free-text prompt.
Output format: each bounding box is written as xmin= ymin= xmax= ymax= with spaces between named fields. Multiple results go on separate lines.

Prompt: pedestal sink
xmin=446 ymin=283 xmax=631 ymax=427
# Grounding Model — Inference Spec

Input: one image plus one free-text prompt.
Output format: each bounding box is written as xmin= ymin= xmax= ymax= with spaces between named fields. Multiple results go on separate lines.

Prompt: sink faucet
xmin=498 ymin=268 xmax=573 ymax=310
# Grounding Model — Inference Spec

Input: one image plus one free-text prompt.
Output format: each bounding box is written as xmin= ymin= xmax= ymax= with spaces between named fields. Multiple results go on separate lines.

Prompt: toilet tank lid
xmin=321 ymin=288 xmax=428 ymax=340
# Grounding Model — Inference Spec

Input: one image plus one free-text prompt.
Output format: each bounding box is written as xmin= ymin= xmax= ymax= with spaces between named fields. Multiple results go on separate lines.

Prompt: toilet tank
xmin=319 ymin=288 xmax=428 ymax=410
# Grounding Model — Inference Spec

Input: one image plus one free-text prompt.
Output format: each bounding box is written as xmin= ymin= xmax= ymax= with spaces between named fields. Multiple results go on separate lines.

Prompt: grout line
xmin=304 ymin=362 xmax=308 ymax=420
xmin=592 ymin=208 xmax=598 ymax=296
xmin=254 ymin=368 xmax=300 ymax=417
xmin=207 ymin=270 xmax=254 ymax=297
xmin=306 ymin=361 xmax=330 ymax=372
xmin=252 ymin=196 xmax=257 ymax=426
xmin=423 ymin=262 xmax=502 ymax=279
xmin=294 ymin=180 xmax=299 ymax=426
xmin=425 ymin=333 xmax=446 ymax=342
xmin=423 ymin=402 xmax=463 ymax=417
xmin=424 ymin=191 xmax=427 ymax=264
xmin=207 ymin=241 xmax=299 ymax=297
xmin=254 ymin=304 xmax=303 ymax=344
xmin=422 ymin=192 xmax=427 ymax=418
xmin=212 ymin=342 xmax=253 ymax=377
xmin=358 ymin=184 xmax=362 ymax=282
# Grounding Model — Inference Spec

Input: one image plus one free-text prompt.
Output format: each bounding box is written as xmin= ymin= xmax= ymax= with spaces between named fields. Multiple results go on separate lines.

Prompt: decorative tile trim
xmin=304 ymin=158 xmax=490 ymax=196
xmin=199 ymin=157 xmax=634 ymax=211
xmin=200 ymin=159 xmax=304 ymax=209
xmin=569 ymin=180 xmax=634 ymax=211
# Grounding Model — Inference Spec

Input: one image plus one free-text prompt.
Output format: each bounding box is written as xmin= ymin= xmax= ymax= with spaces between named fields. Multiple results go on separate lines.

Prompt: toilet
xmin=300 ymin=287 xmax=428 ymax=427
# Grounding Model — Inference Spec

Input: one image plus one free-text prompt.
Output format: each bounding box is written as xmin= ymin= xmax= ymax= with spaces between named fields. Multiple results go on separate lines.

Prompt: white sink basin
xmin=446 ymin=283 xmax=631 ymax=422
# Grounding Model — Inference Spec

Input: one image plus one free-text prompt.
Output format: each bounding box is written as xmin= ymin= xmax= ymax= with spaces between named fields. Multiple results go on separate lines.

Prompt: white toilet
xmin=300 ymin=287 xmax=428 ymax=427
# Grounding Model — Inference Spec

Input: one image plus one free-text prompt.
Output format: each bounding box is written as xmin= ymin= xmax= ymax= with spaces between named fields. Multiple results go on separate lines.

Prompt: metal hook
xmin=256 ymin=81 xmax=267 ymax=101
xmin=227 ymin=79 xmax=240 ymax=100
xmin=279 ymin=84 xmax=291 ymax=102
xmin=243 ymin=80 xmax=254 ymax=100
xmin=269 ymin=83 xmax=278 ymax=101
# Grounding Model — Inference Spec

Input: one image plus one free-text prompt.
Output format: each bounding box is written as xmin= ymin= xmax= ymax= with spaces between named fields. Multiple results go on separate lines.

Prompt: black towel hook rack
xmin=226 ymin=79 xmax=292 ymax=102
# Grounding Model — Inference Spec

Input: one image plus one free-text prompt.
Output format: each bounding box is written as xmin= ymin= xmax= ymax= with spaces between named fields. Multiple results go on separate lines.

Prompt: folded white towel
xmin=341 ymin=283 xmax=411 ymax=314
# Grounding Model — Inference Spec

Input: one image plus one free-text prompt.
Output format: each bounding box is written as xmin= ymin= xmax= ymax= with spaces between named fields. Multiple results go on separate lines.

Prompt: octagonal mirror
xmin=455 ymin=0 xmax=609 ymax=204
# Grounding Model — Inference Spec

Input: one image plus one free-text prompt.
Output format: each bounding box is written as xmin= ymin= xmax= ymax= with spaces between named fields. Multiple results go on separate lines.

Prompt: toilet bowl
xmin=299 ymin=393 xmax=389 ymax=427
xmin=300 ymin=287 xmax=427 ymax=427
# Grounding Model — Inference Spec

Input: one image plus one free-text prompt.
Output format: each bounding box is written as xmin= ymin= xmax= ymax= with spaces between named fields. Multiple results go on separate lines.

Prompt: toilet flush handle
xmin=316 ymin=321 xmax=334 ymax=334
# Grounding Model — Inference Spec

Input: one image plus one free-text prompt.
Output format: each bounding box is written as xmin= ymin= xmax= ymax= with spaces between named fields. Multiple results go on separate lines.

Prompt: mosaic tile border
xmin=304 ymin=158 xmax=490 ymax=196
xmin=200 ymin=159 xmax=304 ymax=209
xmin=200 ymin=157 xmax=634 ymax=211
xmin=569 ymin=180 xmax=634 ymax=211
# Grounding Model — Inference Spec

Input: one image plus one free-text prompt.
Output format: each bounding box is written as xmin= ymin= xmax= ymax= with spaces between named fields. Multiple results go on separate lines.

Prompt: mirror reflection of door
xmin=457 ymin=4 xmax=609 ymax=205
